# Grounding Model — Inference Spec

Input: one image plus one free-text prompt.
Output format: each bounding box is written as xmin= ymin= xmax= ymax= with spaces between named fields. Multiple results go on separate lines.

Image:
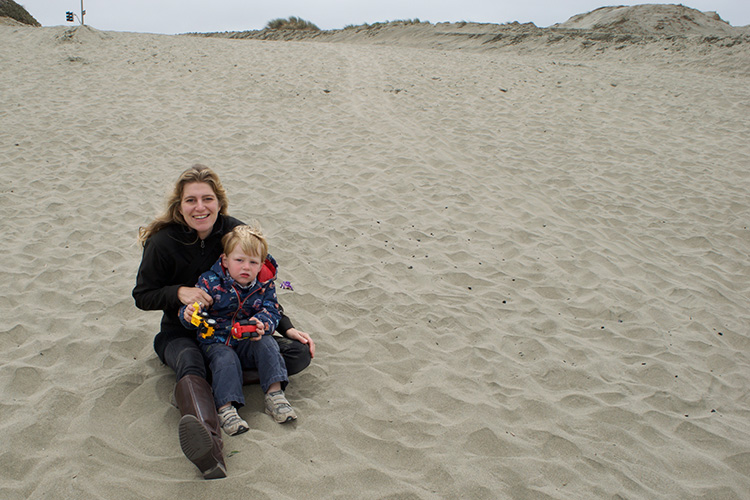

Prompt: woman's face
xmin=179 ymin=182 xmax=220 ymax=239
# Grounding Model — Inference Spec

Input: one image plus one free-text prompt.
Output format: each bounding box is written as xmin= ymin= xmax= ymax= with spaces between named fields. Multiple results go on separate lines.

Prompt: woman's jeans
xmin=200 ymin=335 xmax=289 ymax=408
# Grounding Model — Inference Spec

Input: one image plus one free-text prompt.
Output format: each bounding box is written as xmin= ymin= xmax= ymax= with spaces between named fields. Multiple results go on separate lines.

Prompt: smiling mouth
xmin=194 ymin=214 xmax=210 ymax=220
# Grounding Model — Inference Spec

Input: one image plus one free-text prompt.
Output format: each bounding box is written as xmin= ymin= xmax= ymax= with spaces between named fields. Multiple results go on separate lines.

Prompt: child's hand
xmin=250 ymin=318 xmax=266 ymax=339
xmin=183 ymin=303 xmax=197 ymax=323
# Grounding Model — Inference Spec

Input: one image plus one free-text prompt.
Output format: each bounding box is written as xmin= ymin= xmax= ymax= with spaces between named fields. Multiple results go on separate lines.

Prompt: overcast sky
xmin=20 ymin=1 xmax=750 ymax=34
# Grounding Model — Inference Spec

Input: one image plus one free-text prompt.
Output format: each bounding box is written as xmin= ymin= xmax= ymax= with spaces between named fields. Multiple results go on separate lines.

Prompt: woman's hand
xmin=177 ymin=286 xmax=213 ymax=307
xmin=285 ymin=328 xmax=316 ymax=358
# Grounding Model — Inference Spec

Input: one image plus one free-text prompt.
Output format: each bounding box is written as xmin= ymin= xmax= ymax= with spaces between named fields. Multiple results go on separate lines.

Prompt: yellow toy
xmin=190 ymin=302 xmax=217 ymax=339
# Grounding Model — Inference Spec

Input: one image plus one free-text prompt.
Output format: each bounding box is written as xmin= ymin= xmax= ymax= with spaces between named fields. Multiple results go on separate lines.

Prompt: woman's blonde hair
xmin=222 ymin=223 xmax=268 ymax=262
xmin=138 ymin=164 xmax=229 ymax=245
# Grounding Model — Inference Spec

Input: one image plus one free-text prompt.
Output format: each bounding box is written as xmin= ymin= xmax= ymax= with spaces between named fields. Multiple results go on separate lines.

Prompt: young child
xmin=179 ymin=224 xmax=297 ymax=435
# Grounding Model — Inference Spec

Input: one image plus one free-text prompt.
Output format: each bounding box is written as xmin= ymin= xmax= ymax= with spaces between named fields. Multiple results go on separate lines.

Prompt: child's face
xmin=222 ymin=246 xmax=262 ymax=286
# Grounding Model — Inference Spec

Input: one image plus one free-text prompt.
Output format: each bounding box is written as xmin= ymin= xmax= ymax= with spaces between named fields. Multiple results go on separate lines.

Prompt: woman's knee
xmin=276 ymin=337 xmax=311 ymax=376
xmin=164 ymin=337 xmax=206 ymax=380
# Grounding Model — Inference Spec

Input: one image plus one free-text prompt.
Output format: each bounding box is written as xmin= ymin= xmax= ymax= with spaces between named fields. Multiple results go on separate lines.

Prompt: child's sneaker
xmin=264 ymin=390 xmax=297 ymax=423
xmin=218 ymin=405 xmax=249 ymax=436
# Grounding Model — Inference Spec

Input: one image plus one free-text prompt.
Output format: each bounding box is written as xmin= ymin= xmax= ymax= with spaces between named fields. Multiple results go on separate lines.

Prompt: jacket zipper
xmin=227 ymin=284 xmax=259 ymax=345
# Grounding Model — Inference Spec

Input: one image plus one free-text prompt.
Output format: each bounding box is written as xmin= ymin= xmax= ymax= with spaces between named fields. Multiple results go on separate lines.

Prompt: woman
xmin=133 ymin=164 xmax=314 ymax=479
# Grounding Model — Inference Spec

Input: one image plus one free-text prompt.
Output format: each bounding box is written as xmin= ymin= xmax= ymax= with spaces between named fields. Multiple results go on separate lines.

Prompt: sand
xmin=1 ymin=4 xmax=749 ymax=499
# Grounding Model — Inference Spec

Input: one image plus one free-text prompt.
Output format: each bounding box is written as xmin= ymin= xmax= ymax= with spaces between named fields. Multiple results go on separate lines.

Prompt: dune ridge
xmin=196 ymin=5 xmax=750 ymax=73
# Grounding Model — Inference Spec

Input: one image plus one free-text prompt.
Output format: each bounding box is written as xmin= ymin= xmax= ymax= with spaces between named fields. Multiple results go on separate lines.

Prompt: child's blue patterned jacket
xmin=178 ymin=255 xmax=281 ymax=347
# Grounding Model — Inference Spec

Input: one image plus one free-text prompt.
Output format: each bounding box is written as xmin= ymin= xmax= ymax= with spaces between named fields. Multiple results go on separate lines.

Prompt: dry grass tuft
xmin=266 ymin=16 xmax=320 ymax=31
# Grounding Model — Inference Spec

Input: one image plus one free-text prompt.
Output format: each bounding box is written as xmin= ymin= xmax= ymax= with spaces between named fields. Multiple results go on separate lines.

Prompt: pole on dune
xmin=65 ymin=1 xmax=85 ymax=25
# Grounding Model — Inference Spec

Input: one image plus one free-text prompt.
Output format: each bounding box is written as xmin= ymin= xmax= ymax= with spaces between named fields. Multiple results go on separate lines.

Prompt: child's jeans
xmin=201 ymin=335 xmax=288 ymax=409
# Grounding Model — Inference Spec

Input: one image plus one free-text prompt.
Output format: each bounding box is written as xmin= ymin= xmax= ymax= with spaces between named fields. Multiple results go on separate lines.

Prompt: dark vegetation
xmin=0 ymin=0 xmax=41 ymax=26
xmin=344 ymin=18 xmax=427 ymax=29
xmin=266 ymin=16 xmax=319 ymax=31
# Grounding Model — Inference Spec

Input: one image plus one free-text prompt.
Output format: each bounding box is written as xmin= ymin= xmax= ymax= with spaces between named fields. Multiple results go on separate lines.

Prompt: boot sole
xmin=203 ymin=463 xmax=228 ymax=480
xmin=179 ymin=415 xmax=227 ymax=479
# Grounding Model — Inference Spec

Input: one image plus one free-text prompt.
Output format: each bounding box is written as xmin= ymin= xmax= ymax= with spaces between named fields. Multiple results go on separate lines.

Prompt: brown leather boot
xmin=174 ymin=375 xmax=227 ymax=479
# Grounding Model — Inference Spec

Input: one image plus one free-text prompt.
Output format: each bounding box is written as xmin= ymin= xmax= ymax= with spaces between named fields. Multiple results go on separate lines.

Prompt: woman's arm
xmin=276 ymin=309 xmax=295 ymax=335
xmin=132 ymin=238 xmax=182 ymax=311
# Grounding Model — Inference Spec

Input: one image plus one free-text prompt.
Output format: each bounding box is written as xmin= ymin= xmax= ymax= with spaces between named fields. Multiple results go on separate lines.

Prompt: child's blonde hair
xmin=222 ymin=223 xmax=268 ymax=261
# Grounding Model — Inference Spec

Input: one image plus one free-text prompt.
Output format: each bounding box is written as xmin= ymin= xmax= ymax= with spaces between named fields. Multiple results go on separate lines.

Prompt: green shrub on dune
xmin=0 ymin=0 xmax=41 ymax=26
xmin=266 ymin=16 xmax=320 ymax=31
